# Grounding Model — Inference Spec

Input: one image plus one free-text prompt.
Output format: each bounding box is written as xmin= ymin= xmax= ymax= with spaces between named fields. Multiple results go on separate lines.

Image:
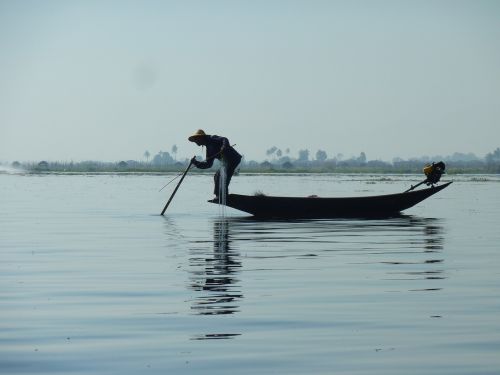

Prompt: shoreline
xmin=2 ymin=168 xmax=498 ymax=176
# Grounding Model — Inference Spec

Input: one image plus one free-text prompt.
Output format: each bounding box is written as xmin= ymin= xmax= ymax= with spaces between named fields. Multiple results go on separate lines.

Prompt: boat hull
xmin=209 ymin=182 xmax=452 ymax=218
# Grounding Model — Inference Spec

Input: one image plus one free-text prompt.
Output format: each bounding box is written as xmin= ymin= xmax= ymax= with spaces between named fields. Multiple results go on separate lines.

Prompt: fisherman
xmin=188 ymin=129 xmax=242 ymax=199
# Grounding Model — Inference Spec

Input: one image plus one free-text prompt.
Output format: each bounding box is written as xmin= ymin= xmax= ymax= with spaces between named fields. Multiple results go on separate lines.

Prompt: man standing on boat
xmin=188 ymin=129 xmax=242 ymax=200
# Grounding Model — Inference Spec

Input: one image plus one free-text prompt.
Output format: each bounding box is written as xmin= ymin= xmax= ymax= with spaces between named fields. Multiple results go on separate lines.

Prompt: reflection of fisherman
xmin=188 ymin=129 xmax=242 ymax=198
xmin=189 ymin=219 xmax=243 ymax=317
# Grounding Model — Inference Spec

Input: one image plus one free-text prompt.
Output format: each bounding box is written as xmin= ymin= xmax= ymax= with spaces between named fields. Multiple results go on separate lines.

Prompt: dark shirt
xmin=193 ymin=135 xmax=242 ymax=169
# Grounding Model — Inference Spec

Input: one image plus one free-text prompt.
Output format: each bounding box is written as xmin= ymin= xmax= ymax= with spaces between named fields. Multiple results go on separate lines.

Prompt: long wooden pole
xmin=160 ymin=159 xmax=193 ymax=215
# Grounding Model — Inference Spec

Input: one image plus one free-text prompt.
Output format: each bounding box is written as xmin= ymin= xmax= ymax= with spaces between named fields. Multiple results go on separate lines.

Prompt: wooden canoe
xmin=209 ymin=181 xmax=452 ymax=218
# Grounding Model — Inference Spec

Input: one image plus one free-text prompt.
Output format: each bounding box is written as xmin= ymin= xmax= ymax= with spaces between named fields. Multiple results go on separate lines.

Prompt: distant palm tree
xmin=171 ymin=145 xmax=178 ymax=161
xmin=266 ymin=146 xmax=278 ymax=159
xmin=316 ymin=150 xmax=327 ymax=162
xmin=144 ymin=150 xmax=150 ymax=163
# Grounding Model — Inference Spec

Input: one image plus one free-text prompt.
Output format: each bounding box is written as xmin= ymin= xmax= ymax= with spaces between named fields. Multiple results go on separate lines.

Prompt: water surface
xmin=1 ymin=173 xmax=499 ymax=374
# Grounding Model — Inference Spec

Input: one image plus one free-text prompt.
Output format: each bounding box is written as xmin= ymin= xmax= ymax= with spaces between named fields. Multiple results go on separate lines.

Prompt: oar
xmin=160 ymin=158 xmax=194 ymax=215
xmin=404 ymin=179 xmax=427 ymax=193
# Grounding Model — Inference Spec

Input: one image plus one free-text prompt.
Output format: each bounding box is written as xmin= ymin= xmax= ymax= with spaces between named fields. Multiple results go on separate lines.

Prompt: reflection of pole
xmin=160 ymin=159 xmax=193 ymax=215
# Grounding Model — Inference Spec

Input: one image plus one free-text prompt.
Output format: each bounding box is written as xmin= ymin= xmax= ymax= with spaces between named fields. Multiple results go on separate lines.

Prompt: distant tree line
xmin=4 ymin=147 xmax=500 ymax=174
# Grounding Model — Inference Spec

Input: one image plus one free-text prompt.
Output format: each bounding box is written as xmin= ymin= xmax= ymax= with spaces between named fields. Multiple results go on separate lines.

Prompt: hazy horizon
xmin=1 ymin=1 xmax=499 ymax=163
xmin=0 ymin=147 xmax=494 ymax=165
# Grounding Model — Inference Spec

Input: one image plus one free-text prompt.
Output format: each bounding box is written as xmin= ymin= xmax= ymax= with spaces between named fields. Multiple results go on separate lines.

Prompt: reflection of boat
xmin=209 ymin=182 xmax=452 ymax=218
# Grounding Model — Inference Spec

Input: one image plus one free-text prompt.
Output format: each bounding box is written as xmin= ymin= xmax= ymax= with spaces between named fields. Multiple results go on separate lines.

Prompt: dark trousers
xmin=214 ymin=159 xmax=240 ymax=196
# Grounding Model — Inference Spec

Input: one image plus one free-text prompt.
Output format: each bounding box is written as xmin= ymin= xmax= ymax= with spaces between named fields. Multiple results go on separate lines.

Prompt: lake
xmin=1 ymin=172 xmax=499 ymax=374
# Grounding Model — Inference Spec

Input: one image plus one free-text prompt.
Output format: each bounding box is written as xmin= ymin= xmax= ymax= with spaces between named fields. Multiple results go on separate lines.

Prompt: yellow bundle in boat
xmin=423 ymin=161 xmax=446 ymax=185
xmin=423 ymin=164 xmax=434 ymax=176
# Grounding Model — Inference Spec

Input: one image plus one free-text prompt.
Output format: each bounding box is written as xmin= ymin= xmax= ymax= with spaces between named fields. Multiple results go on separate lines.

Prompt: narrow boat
xmin=209 ymin=181 xmax=452 ymax=218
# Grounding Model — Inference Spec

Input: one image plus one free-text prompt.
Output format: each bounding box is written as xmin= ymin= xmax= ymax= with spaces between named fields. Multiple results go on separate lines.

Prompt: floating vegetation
xmin=470 ymin=177 xmax=492 ymax=182
xmin=254 ymin=190 xmax=267 ymax=196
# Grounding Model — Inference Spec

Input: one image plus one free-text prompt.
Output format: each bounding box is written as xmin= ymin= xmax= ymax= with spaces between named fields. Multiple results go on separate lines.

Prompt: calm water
xmin=1 ymin=172 xmax=499 ymax=374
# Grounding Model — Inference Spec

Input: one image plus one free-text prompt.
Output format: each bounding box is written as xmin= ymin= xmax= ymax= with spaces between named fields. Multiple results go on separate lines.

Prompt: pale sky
xmin=1 ymin=0 xmax=499 ymax=162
